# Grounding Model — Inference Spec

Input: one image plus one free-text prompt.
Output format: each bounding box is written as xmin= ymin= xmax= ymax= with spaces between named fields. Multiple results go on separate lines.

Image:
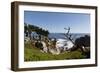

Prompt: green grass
xmin=24 ymin=42 xmax=86 ymax=61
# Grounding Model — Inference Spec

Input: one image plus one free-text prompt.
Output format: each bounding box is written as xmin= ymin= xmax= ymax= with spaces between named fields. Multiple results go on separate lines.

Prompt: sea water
xmin=48 ymin=33 xmax=90 ymax=42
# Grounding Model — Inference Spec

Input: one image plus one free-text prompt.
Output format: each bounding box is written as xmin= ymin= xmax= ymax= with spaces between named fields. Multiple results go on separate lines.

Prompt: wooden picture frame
xmin=11 ymin=1 xmax=97 ymax=71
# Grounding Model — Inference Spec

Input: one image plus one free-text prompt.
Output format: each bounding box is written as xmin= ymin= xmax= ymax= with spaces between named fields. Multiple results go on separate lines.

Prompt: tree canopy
xmin=24 ymin=23 xmax=49 ymax=38
xmin=75 ymin=35 xmax=90 ymax=47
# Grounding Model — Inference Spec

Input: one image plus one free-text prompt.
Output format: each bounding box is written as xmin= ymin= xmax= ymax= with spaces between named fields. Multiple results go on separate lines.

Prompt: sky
xmin=24 ymin=11 xmax=90 ymax=33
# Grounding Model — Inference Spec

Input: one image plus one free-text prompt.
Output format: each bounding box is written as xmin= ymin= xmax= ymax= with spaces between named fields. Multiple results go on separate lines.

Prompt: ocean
xmin=48 ymin=33 xmax=90 ymax=41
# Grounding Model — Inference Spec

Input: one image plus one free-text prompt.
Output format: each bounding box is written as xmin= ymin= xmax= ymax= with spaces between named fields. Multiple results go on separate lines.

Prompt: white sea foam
xmin=56 ymin=39 xmax=74 ymax=50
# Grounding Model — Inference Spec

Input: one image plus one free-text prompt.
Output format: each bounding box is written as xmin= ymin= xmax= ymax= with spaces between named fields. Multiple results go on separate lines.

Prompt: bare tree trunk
xmin=64 ymin=27 xmax=87 ymax=53
xmin=64 ymin=27 xmax=75 ymax=45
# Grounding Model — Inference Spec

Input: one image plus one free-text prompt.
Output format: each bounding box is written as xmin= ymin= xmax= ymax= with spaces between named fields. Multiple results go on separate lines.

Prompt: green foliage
xmin=24 ymin=23 xmax=49 ymax=38
xmin=35 ymin=41 xmax=43 ymax=50
xmin=75 ymin=35 xmax=90 ymax=47
xmin=24 ymin=42 xmax=86 ymax=61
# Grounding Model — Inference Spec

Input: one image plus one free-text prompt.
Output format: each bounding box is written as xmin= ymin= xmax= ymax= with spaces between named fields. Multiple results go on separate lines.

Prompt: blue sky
xmin=24 ymin=11 xmax=90 ymax=33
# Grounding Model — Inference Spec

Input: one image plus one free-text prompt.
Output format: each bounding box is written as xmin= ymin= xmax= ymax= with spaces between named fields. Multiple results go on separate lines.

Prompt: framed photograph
xmin=11 ymin=1 xmax=97 ymax=71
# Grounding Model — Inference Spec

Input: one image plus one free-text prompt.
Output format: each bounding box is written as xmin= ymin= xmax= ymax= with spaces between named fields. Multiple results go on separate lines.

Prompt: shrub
xmin=75 ymin=35 xmax=90 ymax=47
xmin=35 ymin=41 xmax=43 ymax=50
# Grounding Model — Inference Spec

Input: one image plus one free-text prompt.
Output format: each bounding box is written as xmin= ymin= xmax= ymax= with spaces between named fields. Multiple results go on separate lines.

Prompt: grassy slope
xmin=24 ymin=42 xmax=86 ymax=61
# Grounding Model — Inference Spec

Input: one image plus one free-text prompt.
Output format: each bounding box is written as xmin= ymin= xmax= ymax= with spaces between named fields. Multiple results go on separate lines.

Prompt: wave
xmin=48 ymin=33 xmax=90 ymax=41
